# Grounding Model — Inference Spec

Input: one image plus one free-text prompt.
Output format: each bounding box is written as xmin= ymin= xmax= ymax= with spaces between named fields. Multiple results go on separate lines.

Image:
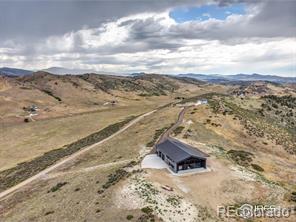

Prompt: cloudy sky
xmin=0 ymin=0 xmax=295 ymax=76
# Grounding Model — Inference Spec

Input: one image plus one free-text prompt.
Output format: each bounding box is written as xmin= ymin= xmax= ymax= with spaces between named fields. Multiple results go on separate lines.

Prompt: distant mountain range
xmin=0 ymin=67 xmax=33 ymax=76
xmin=42 ymin=67 xmax=125 ymax=76
xmin=178 ymin=73 xmax=296 ymax=83
xmin=42 ymin=67 xmax=97 ymax=75
xmin=1 ymin=67 xmax=295 ymax=83
xmin=40 ymin=67 xmax=122 ymax=75
xmin=0 ymin=67 xmax=120 ymax=76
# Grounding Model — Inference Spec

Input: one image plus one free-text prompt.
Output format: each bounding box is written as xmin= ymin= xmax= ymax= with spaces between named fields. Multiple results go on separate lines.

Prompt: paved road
xmin=0 ymin=110 xmax=156 ymax=200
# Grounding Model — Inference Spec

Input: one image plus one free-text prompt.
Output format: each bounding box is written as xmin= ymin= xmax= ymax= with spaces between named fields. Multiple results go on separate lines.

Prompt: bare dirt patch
xmin=115 ymin=174 xmax=199 ymax=222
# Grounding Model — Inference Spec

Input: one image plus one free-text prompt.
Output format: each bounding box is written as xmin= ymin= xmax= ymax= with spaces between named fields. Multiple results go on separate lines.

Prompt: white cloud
xmin=0 ymin=1 xmax=295 ymax=77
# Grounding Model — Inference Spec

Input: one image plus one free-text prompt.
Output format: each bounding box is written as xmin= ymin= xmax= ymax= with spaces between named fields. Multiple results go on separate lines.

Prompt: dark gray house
xmin=156 ymin=138 xmax=208 ymax=173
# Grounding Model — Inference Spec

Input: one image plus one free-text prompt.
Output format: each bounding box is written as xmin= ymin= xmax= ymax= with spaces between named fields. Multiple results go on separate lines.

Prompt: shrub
xmin=97 ymin=189 xmax=104 ymax=194
xmin=290 ymin=192 xmax=296 ymax=202
xmin=173 ymin=126 xmax=185 ymax=136
xmin=48 ymin=182 xmax=68 ymax=193
xmin=100 ymin=169 xmax=128 ymax=191
xmin=251 ymin=164 xmax=264 ymax=172
xmin=124 ymin=160 xmax=138 ymax=168
xmin=272 ymin=103 xmax=278 ymax=109
xmin=126 ymin=215 xmax=134 ymax=220
xmin=227 ymin=150 xmax=254 ymax=166
xmin=141 ymin=206 xmax=153 ymax=214
xmin=44 ymin=211 xmax=54 ymax=216
xmin=137 ymin=214 xmax=154 ymax=222
xmin=41 ymin=89 xmax=62 ymax=101
xmin=167 ymin=196 xmax=181 ymax=206
xmin=138 ymin=93 xmax=148 ymax=97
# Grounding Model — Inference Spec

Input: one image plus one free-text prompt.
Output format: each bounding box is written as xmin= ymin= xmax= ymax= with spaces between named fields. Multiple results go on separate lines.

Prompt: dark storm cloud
xmin=2 ymin=0 xmax=294 ymax=48
xmin=249 ymin=1 xmax=296 ymax=33
xmin=216 ymin=0 xmax=296 ymax=38
xmin=214 ymin=0 xmax=248 ymax=7
xmin=0 ymin=0 xmax=198 ymax=41
xmin=124 ymin=1 xmax=296 ymax=43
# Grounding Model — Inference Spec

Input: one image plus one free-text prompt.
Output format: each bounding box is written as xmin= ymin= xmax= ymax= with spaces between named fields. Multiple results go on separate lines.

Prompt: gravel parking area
xmin=141 ymin=154 xmax=167 ymax=169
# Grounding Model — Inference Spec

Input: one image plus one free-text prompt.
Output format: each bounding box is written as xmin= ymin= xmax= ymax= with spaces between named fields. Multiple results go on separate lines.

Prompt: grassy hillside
xmin=0 ymin=72 xmax=210 ymax=170
xmin=203 ymin=94 xmax=296 ymax=155
xmin=0 ymin=72 xmax=204 ymax=124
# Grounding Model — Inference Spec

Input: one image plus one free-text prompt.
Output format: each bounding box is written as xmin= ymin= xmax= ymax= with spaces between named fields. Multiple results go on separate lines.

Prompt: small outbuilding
xmin=156 ymin=138 xmax=209 ymax=173
xmin=196 ymin=99 xmax=208 ymax=105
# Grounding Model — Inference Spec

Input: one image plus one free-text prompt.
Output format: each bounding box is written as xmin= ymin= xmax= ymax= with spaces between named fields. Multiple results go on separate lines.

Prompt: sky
xmin=0 ymin=0 xmax=295 ymax=77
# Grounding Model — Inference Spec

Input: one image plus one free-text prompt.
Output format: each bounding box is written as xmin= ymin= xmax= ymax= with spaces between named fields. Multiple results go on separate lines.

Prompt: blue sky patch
xmin=169 ymin=3 xmax=246 ymax=23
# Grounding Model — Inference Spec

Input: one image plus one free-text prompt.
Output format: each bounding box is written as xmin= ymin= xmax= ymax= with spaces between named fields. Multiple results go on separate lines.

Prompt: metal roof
xmin=156 ymin=138 xmax=209 ymax=163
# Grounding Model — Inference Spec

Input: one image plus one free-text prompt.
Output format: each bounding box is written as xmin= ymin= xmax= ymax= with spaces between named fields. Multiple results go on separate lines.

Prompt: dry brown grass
xmin=0 ymin=104 xmax=180 ymax=222
xmin=0 ymin=105 xmax=155 ymax=171
xmin=182 ymin=100 xmax=296 ymax=190
xmin=0 ymin=77 xmax=222 ymax=171
xmin=1 ymin=94 xmax=295 ymax=222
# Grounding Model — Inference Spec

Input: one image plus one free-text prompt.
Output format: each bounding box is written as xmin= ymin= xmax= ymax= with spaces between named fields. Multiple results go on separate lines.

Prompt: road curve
xmin=0 ymin=110 xmax=156 ymax=200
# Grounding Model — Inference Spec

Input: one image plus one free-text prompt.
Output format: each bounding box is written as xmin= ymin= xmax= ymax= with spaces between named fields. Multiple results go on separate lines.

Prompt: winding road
xmin=0 ymin=109 xmax=156 ymax=200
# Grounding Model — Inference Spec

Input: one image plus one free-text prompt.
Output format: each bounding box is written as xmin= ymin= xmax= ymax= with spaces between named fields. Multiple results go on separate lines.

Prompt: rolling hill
xmin=0 ymin=71 xmax=206 ymax=124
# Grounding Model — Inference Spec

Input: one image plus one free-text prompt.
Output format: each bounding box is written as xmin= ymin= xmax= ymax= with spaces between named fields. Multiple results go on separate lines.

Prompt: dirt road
xmin=158 ymin=106 xmax=190 ymax=144
xmin=0 ymin=110 xmax=156 ymax=200
xmin=46 ymin=159 xmax=132 ymax=179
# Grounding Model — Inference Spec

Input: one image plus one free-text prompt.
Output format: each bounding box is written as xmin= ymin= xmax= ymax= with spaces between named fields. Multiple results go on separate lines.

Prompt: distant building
xmin=30 ymin=104 xmax=38 ymax=112
xmin=201 ymin=99 xmax=208 ymax=104
xmin=156 ymin=138 xmax=208 ymax=173
xmin=196 ymin=99 xmax=208 ymax=105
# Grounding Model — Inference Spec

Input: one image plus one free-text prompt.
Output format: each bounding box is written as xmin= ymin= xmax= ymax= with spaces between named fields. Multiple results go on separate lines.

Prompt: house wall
xmin=157 ymin=150 xmax=177 ymax=172
xmin=177 ymin=157 xmax=206 ymax=171
xmin=156 ymin=149 xmax=206 ymax=173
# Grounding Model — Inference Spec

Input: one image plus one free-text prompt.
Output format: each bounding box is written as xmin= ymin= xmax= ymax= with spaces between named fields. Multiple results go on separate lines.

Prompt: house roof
xmin=156 ymin=138 xmax=209 ymax=163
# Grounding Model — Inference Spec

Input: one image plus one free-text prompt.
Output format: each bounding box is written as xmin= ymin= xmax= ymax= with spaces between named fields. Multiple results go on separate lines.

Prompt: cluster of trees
xmin=262 ymin=95 xmax=296 ymax=109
